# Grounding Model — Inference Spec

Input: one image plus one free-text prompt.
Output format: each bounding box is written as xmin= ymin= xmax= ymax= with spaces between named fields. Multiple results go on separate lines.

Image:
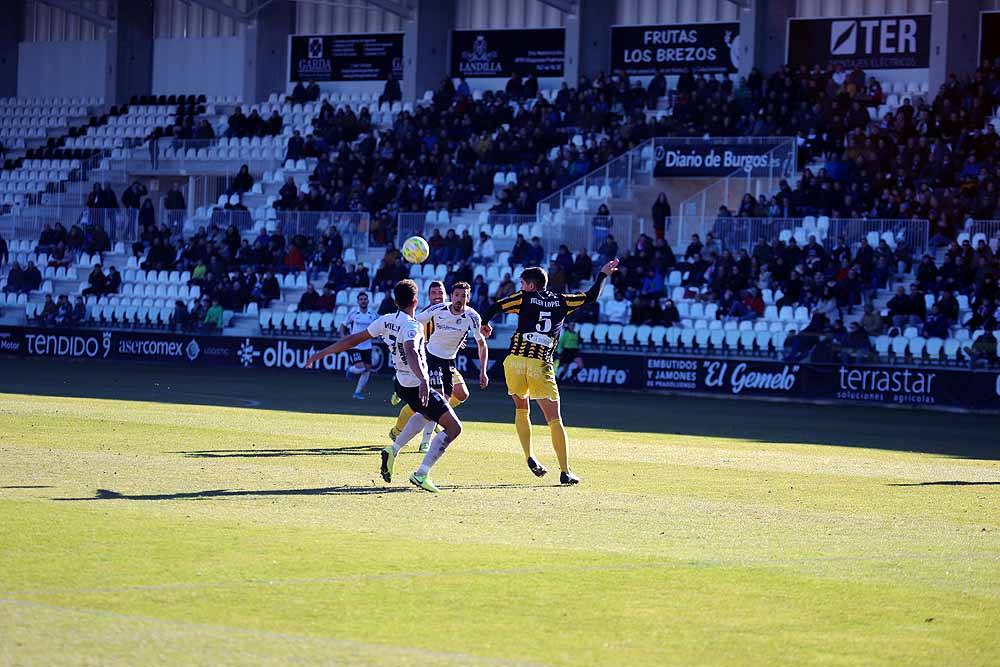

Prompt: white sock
xmin=416 ymin=431 xmax=452 ymax=477
xmin=420 ymin=420 xmax=436 ymax=444
xmin=393 ymin=413 xmax=429 ymax=454
xmin=354 ymin=371 xmax=370 ymax=394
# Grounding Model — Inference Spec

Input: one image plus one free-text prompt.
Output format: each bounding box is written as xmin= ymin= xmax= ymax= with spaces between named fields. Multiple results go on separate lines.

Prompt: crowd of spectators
xmin=225 ymin=107 xmax=283 ymax=139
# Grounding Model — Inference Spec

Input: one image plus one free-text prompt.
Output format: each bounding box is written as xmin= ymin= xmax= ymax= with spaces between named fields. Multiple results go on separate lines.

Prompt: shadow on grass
xmin=54 ymin=483 xmax=546 ymax=501
xmin=888 ymin=481 xmax=1000 ymax=487
xmin=4 ymin=357 xmax=999 ymax=461
xmin=179 ymin=445 xmax=384 ymax=458
xmin=0 ymin=485 xmax=53 ymax=489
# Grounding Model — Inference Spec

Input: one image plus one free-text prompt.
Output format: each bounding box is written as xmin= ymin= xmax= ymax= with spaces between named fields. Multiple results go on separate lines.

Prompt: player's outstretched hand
xmin=305 ymin=353 xmax=322 ymax=369
xmin=479 ymin=371 xmax=489 ymax=390
xmin=480 ymin=323 xmax=493 ymax=338
xmin=600 ymin=258 xmax=620 ymax=276
xmin=418 ymin=379 xmax=430 ymax=406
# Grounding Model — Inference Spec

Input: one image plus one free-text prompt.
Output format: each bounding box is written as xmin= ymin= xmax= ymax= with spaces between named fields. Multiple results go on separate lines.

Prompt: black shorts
xmin=394 ymin=379 xmax=450 ymax=422
xmin=427 ymin=352 xmax=456 ymax=397
xmin=348 ymin=348 xmax=372 ymax=366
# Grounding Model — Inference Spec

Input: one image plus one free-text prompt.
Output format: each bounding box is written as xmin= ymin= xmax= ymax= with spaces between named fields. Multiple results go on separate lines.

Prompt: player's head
xmin=450 ymin=281 xmax=471 ymax=309
xmin=357 ymin=291 xmax=369 ymax=309
xmin=427 ymin=280 xmax=445 ymax=305
xmin=520 ymin=267 xmax=547 ymax=292
xmin=393 ymin=279 xmax=418 ymax=310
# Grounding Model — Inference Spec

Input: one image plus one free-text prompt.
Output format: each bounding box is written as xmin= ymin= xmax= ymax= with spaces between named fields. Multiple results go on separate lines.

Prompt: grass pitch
xmin=1 ymin=358 xmax=998 ymax=665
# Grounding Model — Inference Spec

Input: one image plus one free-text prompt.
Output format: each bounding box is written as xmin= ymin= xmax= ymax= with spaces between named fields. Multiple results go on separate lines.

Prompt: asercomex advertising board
xmin=787 ymin=15 xmax=930 ymax=70
xmin=610 ymin=22 xmax=740 ymax=76
xmin=289 ymin=33 xmax=403 ymax=82
xmin=653 ymin=140 xmax=789 ymax=178
xmin=451 ymin=28 xmax=565 ymax=78
xmin=0 ymin=326 xmax=384 ymax=374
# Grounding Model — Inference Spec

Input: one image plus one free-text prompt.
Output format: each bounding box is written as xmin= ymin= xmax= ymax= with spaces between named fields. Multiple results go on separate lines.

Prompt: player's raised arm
xmin=472 ymin=312 xmax=490 ymax=389
xmin=481 ymin=290 xmax=524 ymax=337
xmin=306 ymin=331 xmax=373 ymax=368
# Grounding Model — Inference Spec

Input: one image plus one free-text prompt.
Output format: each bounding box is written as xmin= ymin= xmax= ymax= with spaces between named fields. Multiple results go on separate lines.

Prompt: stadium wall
xmin=153 ymin=37 xmax=248 ymax=99
xmin=2 ymin=326 xmax=997 ymax=414
xmin=17 ymin=39 xmax=109 ymax=100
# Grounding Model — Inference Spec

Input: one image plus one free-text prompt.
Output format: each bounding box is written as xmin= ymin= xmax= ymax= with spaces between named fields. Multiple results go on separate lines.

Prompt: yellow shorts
xmin=503 ymin=355 xmax=559 ymax=401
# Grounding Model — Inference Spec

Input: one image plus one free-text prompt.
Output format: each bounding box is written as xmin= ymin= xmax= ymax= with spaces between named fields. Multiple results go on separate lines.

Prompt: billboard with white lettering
xmin=610 ymin=22 xmax=740 ymax=76
xmin=786 ymin=15 xmax=931 ymax=70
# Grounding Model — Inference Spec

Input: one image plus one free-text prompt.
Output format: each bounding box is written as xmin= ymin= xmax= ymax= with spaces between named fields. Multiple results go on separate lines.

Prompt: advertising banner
xmin=610 ymin=22 xmax=740 ymax=76
xmin=786 ymin=15 xmax=931 ymax=70
xmin=289 ymin=33 xmax=403 ymax=82
xmin=3 ymin=326 xmax=997 ymax=412
xmin=980 ymin=12 xmax=1000 ymax=65
xmin=653 ymin=140 xmax=789 ymax=178
xmin=451 ymin=28 xmax=565 ymax=78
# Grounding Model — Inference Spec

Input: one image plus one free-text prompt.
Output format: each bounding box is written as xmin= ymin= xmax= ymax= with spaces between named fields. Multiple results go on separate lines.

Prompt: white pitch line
xmin=4 ymin=553 xmax=995 ymax=599
xmin=0 ymin=597 xmax=549 ymax=667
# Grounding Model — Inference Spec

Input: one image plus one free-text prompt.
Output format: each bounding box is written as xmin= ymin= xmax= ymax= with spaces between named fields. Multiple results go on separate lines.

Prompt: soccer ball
xmin=402 ymin=235 xmax=430 ymax=264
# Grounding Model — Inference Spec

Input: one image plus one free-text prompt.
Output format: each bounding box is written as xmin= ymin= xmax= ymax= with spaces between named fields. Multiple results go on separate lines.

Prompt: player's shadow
xmin=888 ymin=481 xmax=1000 ymax=487
xmin=55 ymin=486 xmax=413 ymax=501
xmin=0 ymin=485 xmax=53 ymax=489
xmin=178 ymin=445 xmax=384 ymax=459
xmin=54 ymin=482 xmax=544 ymax=502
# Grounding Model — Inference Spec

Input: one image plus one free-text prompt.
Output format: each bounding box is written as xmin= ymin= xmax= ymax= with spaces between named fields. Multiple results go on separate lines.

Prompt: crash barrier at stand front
xmin=3 ymin=325 xmax=997 ymax=413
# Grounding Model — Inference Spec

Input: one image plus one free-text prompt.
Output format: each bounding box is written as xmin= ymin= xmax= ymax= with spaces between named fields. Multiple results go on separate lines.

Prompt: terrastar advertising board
xmin=786 ymin=14 xmax=931 ymax=70
xmin=289 ymin=33 xmax=403 ymax=82
xmin=450 ymin=28 xmax=565 ymax=78
xmin=610 ymin=22 xmax=740 ymax=76
xmin=2 ymin=326 xmax=997 ymax=412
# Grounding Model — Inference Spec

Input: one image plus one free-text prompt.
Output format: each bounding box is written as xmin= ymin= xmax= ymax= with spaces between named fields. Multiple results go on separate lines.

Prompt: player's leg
xmin=450 ymin=371 xmax=469 ymax=408
xmin=390 ymin=403 xmax=415 ymax=440
xmin=410 ymin=393 xmax=462 ymax=493
xmin=536 ymin=397 xmax=578 ymax=485
xmin=381 ymin=382 xmax=430 ymax=483
xmin=353 ymin=363 xmax=371 ymax=399
xmin=528 ymin=358 xmax=576 ymax=483
xmin=503 ymin=355 xmax=546 ymax=477
xmin=420 ymin=355 xmax=449 ymax=452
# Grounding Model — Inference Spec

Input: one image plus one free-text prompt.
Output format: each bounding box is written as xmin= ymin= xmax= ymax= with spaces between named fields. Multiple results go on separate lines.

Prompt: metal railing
xmin=191 ymin=209 xmax=370 ymax=254
xmin=5 ymin=207 xmax=142 ymax=245
xmin=671 ymin=216 xmax=929 ymax=256
xmin=537 ymin=138 xmax=652 ymax=217
xmin=963 ymin=220 xmax=1000 ymax=245
xmin=677 ymin=139 xmax=798 ymax=224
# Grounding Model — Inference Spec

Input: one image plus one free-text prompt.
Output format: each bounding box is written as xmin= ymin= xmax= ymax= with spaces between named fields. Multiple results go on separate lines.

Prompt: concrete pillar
xmin=109 ymin=0 xmax=154 ymax=104
xmin=403 ymin=0 xmax=454 ymax=102
xmin=576 ymin=0 xmax=614 ymax=82
xmin=929 ymin=0 xmax=984 ymax=97
xmin=248 ymin=0 xmax=295 ymax=103
xmin=0 ymin=0 xmax=23 ymax=98
xmin=740 ymin=0 xmax=795 ymax=80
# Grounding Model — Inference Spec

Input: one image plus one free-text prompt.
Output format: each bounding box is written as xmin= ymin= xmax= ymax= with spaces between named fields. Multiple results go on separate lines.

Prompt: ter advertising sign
xmin=610 ymin=22 xmax=741 ymax=76
xmin=451 ymin=28 xmax=565 ymax=78
xmin=786 ymin=15 xmax=931 ymax=70
xmin=289 ymin=33 xmax=404 ymax=82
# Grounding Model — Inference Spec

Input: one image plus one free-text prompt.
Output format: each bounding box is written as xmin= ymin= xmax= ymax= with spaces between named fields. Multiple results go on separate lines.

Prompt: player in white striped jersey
xmin=341 ymin=291 xmax=378 ymax=400
xmin=306 ymin=280 xmax=462 ymax=493
xmin=391 ymin=281 xmax=490 ymax=451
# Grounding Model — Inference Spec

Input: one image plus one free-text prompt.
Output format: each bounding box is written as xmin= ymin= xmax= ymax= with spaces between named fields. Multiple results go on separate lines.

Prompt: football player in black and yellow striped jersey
xmin=481 ymin=258 xmax=618 ymax=484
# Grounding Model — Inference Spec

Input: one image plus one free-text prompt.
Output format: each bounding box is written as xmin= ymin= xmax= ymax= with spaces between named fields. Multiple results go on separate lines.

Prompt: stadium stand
xmin=2 ymin=50 xmax=999 ymax=369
